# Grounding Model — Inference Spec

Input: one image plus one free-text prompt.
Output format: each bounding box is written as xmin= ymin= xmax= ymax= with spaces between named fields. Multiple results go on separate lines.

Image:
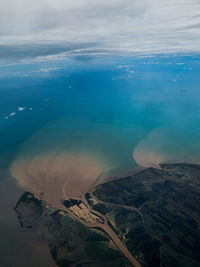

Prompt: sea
xmin=0 ymin=53 xmax=200 ymax=266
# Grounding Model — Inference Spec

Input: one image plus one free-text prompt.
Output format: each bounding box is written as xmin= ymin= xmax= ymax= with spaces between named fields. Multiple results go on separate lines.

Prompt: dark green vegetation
xmin=90 ymin=163 xmax=200 ymax=267
xmin=63 ymin=199 xmax=82 ymax=209
xmin=15 ymin=163 xmax=200 ymax=266
xmin=15 ymin=192 xmax=129 ymax=267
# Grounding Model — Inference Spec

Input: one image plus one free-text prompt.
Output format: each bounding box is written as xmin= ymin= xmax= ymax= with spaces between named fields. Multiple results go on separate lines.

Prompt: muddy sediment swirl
xmin=11 ymin=152 xmax=108 ymax=210
xmin=11 ymin=152 xmax=143 ymax=266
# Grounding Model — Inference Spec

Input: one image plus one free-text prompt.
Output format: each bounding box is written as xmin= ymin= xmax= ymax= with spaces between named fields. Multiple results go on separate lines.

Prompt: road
xmin=60 ymin=196 xmax=142 ymax=267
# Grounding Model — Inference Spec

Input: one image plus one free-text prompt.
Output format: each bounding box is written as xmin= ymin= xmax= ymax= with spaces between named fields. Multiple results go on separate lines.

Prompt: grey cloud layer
xmin=0 ymin=0 xmax=200 ymax=54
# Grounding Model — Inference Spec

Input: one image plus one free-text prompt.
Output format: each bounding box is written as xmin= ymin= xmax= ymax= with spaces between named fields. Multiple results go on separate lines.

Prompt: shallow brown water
xmin=11 ymin=152 xmax=141 ymax=266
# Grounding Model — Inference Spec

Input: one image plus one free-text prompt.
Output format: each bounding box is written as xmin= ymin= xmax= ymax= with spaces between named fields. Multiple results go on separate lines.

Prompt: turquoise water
xmin=0 ymin=55 xmax=200 ymax=175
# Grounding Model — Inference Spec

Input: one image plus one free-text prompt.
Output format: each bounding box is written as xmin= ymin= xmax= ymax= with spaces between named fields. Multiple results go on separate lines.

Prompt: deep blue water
xmin=0 ymin=54 xmax=200 ymax=174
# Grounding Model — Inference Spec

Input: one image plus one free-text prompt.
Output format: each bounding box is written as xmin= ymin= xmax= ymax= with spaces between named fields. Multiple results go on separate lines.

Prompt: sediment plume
xmin=11 ymin=152 xmax=108 ymax=210
xmin=133 ymin=148 xmax=165 ymax=169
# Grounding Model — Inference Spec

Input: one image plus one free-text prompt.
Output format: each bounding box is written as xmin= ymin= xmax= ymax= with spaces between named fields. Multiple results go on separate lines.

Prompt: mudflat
xmin=15 ymin=163 xmax=200 ymax=267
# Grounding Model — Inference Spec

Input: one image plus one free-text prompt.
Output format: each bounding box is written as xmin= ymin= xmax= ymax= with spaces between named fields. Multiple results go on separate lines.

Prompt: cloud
xmin=0 ymin=0 xmax=200 ymax=55
xmin=112 ymin=65 xmax=135 ymax=80
xmin=30 ymin=67 xmax=60 ymax=73
xmin=4 ymin=106 xmax=26 ymax=119
xmin=17 ymin=106 xmax=25 ymax=111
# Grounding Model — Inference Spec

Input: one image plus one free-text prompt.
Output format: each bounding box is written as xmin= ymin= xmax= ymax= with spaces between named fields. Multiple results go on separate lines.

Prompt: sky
xmin=0 ymin=0 xmax=200 ymax=56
